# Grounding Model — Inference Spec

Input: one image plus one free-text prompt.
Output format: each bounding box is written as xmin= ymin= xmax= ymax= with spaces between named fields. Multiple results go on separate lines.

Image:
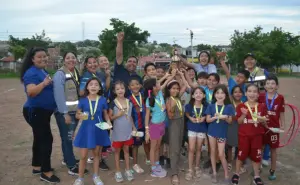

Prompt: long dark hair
xmin=82 ymin=56 xmax=96 ymax=73
xmin=212 ymin=84 xmax=231 ymax=105
xmin=83 ymin=77 xmax=103 ymax=97
xmin=143 ymin=78 xmax=157 ymax=107
xmin=20 ymin=47 xmax=46 ymax=83
xmin=189 ymin=87 xmax=207 ymax=106
xmin=164 ymin=81 xmax=180 ymax=99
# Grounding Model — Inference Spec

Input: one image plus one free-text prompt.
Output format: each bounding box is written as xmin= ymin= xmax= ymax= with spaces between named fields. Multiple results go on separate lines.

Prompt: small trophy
xmin=171 ymin=48 xmax=180 ymax=62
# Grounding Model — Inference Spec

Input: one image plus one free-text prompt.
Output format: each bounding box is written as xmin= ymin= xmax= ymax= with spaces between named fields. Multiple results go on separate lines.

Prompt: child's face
xmin=207 ymin=76 xmax=218 ymax=89
xmin=170 ymin=84 xmax=180 ymax=97
xmin=235 ymin=73 xmax=247 ymax=85
xmin=215 ymin=89 xmax=226 ymax=102
xmin=129 ymin=80 xmax=141 ymax=94
xmin=246 ymin=86 xmax=259 ymax=102
xmin=197 ymin=77 xmax=207 ymax=86
xmin=87 ymin=80 xmax=100 ymax=95
xmin=199 ymin=52 xmax=209 ymax=66
xmin=145 ymin=65 xmax=157 ymax=78
xmin=187 ymin=69 xmax=196 ymax=79
xmin=114 ymin=84 xmax=125 ymax=97
xmin=192 ymin=89 xmax=205 ymax=102
xmin=265 ymin=80 xmax=278 ymax=93
xmin=232 ymin=88 xmax=243 ymax=101
xmin=156 ymin=68 xmax=165 ymax=79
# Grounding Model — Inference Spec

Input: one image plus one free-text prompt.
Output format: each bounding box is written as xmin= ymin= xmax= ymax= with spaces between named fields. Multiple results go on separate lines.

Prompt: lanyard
xmin=194 ymin=104 xmax=203 ymax=122
xmin=245 ymin=102 xmax=258 ymax=127
xmin=88 ymin=96 xmax=99 ymax=120
xmin=68 ymin=69 xmax=79 ymax=83
xmin=266 ymin=93 xmax=277 ymax=111
xmin=114 ymin=98 xmax=130 ymax=118
xmin=208 ymin=90 xmax=213 ymax=103
xmin=132 ymin=93 xmax=143 ymax=112
xmin=155 ymin=96 xmax=164 ymax=112
xmin=215 ymin=104 xmax=225 ymax=123
xmin=171 ymin=97 xmax=183 ymax=116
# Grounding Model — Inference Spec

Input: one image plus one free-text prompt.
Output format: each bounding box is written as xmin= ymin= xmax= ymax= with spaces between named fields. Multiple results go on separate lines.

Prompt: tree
xmin=58 ymin=41 xmax=77 ymax=56
xmin=99 ymin=18 xmax=150 ymax=61
xmin=196 ymin=44 xmax=211 ymax=51
xmin=10 ymin=45 xmax=26 ymax=60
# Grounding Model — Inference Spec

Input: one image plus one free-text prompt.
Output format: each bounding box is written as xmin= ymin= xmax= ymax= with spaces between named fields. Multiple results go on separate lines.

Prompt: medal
xmin=88 ymin=96 xmax=99 ymax=120
xmin=114 ymin=98 xmax=130 ymax=119
xmin=171 ymin=97 xmax=183 ymax=116
xmin=155 ymin=97 xmax=164 ymax=112
xmin=194 ymin=104 xmax=203 ymax=123
xmin=266 ymin=93 xmax=277 ymax=111
xmin=215 ymin=104 xmax=225 ymax=123
xmin=245 ymin=102 xmax=258 ymax=127
xmin=132 ymin=93 xmax=143 ymax=112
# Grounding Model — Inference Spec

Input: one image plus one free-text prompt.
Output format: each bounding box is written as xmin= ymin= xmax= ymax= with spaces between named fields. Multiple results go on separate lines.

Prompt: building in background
xmin=47 ymin=47 xmax=61 ymax=70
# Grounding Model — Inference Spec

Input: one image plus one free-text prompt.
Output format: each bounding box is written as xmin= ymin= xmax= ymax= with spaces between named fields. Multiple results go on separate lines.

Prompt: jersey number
xmin=271 ymin=135 xmax=278 ymax=142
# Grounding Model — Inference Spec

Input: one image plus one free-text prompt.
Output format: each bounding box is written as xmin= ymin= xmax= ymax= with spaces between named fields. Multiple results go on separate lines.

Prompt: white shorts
xmin=188 ymin=131 xmax=206 ymax=139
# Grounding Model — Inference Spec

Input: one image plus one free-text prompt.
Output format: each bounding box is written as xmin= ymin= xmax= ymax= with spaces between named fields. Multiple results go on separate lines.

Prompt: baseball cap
xmin=244 ymin=53 xmax=256 ymax=60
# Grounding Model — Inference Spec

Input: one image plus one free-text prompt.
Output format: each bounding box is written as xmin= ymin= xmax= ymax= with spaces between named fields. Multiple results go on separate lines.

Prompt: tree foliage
xmin=98 ymin=18 xmax=150 ymax=61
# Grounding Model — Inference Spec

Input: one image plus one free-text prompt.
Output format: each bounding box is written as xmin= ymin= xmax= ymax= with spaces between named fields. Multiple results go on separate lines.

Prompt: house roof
xmin=0 ymin=56 xmax=15 ymax=62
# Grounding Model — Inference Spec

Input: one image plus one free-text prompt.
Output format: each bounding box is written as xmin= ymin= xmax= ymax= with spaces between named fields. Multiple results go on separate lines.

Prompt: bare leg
xmin=218 ymin=142 xmax=228 ymax=178
xmin=124 ymin=145 xmax=130 ymax=170
xmin=143 ymin=142 xmax=150 ymax=161
xmin=188 ymin=137 xmax=196 ymax=170
xmin=92 ymin=146 xmax=101 ymax=175
xmin=132 ymin=146 xmax=138 ymax=165
xmin=196 ymin=138 xmax=205 ymax=167
xmin=114 ymin=148 xmax=121 ymax=172
xmin=270 ymin=148 xmax=277 ymax=171
xmin=78 ymin=148 xmax=89 ymax=178
xmin=208 ymin=136 xmax=217 ymax=175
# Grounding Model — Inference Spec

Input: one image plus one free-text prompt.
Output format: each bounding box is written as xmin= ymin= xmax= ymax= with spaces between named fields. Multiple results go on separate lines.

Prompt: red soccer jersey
xmin=236 ymin=102 xmax=267 ymax=136
xmin=258 ymin=93 xmax=285 ymax=128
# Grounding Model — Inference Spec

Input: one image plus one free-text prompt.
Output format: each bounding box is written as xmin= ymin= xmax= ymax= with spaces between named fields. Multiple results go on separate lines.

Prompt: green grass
xmin=0 ymin=72 xmax=19 ymax=78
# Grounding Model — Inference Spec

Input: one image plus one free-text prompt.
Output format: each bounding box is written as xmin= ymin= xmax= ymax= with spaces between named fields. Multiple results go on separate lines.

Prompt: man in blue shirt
xmin=113 ymin=32 xmax=142 ymax=97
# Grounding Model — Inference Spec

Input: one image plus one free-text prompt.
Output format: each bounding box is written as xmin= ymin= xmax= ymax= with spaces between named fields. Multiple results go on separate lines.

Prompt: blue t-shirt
xmin=79 ymin=71 xmax=105 ymax=92
xmin=228 ymin=77 xmax=247 ymax=102
xmin=205 ymin=103 xmax=235 ymax=139
xmin=23 ymin=66 xmax=56 ymax=110
xmin=146 ymin=90 xmax=166 ymax=124
xmin=113 ymin=60 xmax=142 ymax=97
xmin=78 ymin=96 xmax=108 ymax=122
xmin=185 ymin=104 xmax=208 ymax=133
xmin=204 ymin=87 xmax=213 ymax=104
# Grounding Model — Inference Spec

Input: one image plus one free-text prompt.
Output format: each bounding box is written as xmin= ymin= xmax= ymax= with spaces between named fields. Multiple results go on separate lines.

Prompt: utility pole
xmin=186 ymin=28 xmax=194 ymax=62
xmin=82 ymin=22 xmax=85 ymax=41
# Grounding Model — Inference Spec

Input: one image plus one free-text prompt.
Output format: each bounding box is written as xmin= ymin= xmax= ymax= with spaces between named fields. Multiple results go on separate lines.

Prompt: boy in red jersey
xmin=258 ymin=75 xmax=285 ymax=180
xmin=231 ymin=84 xmax=268 ymax=185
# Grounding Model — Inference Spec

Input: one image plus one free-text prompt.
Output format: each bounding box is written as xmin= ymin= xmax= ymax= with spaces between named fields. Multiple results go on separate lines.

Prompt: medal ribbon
xmin=215 ymin=104 xmax=225 ymax=123
xmin=155 ymin=96 xmax=164 ymax=111
xmin=171 ymin=97 xmax=183 ymax=115
xmin=194 ymin=104 xmax=203 ymax=118
xmin=114 ymin=99 xmax=130 ymax=116
xmin=266 ymin=93 xmax=277 ymax=111
xmin=88 ymin=96 xmax=99 ymax=120
xmin=245 ymin=102 xmax=258 ymax=123
xmin=132 ymin=93 xmax=143 ymax=109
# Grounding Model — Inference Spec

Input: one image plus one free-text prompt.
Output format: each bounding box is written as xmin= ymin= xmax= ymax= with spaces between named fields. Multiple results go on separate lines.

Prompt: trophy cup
xmin=171 ymin=48 xmax=180 ymax=62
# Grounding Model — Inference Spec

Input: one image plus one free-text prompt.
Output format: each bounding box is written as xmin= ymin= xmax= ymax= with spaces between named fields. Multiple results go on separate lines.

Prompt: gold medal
xmin=194 ymin=104 xmax=203 ymax=123
xmin=88 ymin=96 xmax=99 ymax=121
xmin=140 ymin=108 xmax=143 ymax=112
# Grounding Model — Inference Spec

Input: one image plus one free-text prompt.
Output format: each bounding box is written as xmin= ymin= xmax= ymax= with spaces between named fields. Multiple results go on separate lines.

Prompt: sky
xmin=1 ymin=0 xmax=300 ymax=47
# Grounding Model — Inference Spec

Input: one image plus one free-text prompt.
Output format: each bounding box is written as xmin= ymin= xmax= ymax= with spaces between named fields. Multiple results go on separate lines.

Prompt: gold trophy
xmin=171 ymin=48 xmax=180 ymax=62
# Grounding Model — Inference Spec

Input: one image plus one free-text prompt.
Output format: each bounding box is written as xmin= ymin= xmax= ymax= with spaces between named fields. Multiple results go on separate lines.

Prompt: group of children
xmin=72 ymin=56 xmax=285 ymax=185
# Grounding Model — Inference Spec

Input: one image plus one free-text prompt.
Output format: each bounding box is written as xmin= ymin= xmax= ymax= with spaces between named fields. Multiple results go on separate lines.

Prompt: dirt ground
xmin=0 ymin=78 xmax=299 ymax=185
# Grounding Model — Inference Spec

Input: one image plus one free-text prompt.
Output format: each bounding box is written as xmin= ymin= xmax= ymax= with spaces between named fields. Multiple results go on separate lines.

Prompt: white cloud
xmin=0 ymin=0 xmax=299 ymax=46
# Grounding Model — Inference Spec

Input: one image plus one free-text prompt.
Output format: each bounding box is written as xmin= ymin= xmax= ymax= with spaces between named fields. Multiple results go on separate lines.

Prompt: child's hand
xmin=171 ymin=69 xmax=177 ymax=76
xmin=199 ymin=117 xmax=206 ymax=123
xmin=241 ymin=108 xmax=248 ymax=115
xmin=145 ymin=132 xmax=150 ymax=143
xmin=78 ymin=112 xmax=85 ymax=120
xmin=117 ymin=109 xmax=126 ymax=117
xmin=257 ymin=116 xmax=268 ymax=123
xmin=219 ymin=115 xmax=228 ymax=120
xmin=190 ymin=117 xmax=198 ymax=123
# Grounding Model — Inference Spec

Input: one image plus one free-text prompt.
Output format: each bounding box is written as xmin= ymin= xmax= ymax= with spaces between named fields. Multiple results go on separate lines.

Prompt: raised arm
xmin=179 ymin=54 xmax=194 ymax=69
xmin=116 ymin=32 xmax=124 ymax=65
xmin=219 ymin=57 xmax=231 ymax=80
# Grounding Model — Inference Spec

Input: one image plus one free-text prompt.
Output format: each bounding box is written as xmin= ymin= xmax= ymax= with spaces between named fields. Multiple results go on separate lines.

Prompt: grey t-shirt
xmin=110 ymin=100 xmax=133 ymax=142
xmin=191 ymin=63 xmax=217 ymax=74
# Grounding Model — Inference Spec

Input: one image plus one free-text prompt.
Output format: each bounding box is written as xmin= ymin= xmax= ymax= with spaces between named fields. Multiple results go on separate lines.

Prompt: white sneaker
xmin=87 ymin=157 xmax=94 ymax=164
xmin=262 ymin=159 xmax=269 ymax=167
xmin=73 ymin=178 xmax=84 ymax=185
xmin=133 ymin=164 xmax=144 ymax=174
xmin=62 ymin=161 xmax=66 ymax=166
xmin=124 ymin=170 xmax=134 ymax=181
xmin=93 ymin=176 xmax=104 ymax=185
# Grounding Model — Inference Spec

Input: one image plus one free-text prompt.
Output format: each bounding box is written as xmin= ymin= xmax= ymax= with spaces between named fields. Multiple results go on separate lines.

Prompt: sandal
xmin=228 ymin=163 xmax=232 ymax=172
xmin=194 ymin=167 xmax=202 ymax=178
xmin=185 ymin=169 xmax=193 ymax=181
xmin=171 ymin=174 xmax=180 ymax=185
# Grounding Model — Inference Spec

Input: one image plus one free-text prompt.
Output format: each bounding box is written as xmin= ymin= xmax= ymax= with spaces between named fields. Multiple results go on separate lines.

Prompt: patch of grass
xmin=0 ymin=72 xmax=19 ymax=78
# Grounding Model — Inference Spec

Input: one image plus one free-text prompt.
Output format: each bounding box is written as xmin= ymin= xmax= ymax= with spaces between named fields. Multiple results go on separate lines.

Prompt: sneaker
xmin=93 ymin=176 xmax=104 ymax=185
xmin=68 ymin=165 xmax=89 ymax=176
xmin=133 ymin=164 xmax=144 ymax=174
xmin=87 ymin=157 xmax=94 ymax=164
xmin=211 ymin=174 xmax=218 ymax=184
xmin=99 ymin=160 xmax=109 ymax=171
xmin=262 ymin=159 xmax=269 ymax=167
xmin=115 ymin=172 xmax=124 ymax=183
xmin=221 ymin=178 xmax=231 ymax=185
xmin=32 ymin=168 xmax=54 ymax=175
xmin=124 ymin=170 xmax=134 ymax=181
xmin=253 ymin=177 xmax=264 ymax=185
xmin=73 ymin=178 xmax=84 ymax=185
xmin=145 ymin=160 xmax=151 ymax=165
xmin=62 ymin=159 xmax=80 ymax=166
xmin=40 ymin=173 xmax=60 ymax=183
xmin=151 ymin=165 xmax=167 ymax=178
xmin=268 ymin=169 xmax=276 ymax=180
xmin=231 ymin=174 xmax=240 ymax=185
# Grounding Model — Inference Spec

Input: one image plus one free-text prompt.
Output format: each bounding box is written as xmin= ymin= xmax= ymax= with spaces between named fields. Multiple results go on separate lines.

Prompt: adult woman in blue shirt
xmin=21 ymin=48 xmax=60 ymax=183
